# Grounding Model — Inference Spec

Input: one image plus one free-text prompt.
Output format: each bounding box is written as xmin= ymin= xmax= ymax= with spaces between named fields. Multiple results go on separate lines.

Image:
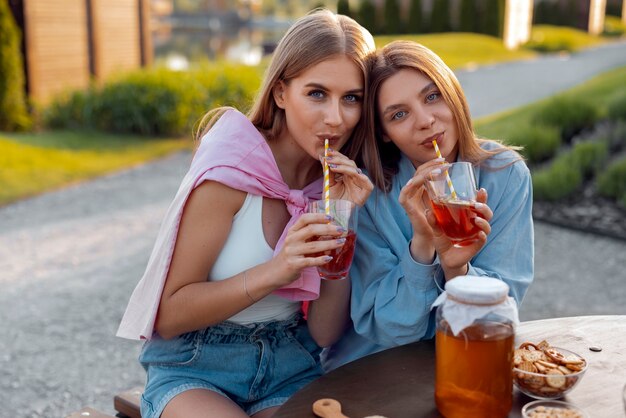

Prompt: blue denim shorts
xmin=139 ymin=313 xmax=322 ymax=418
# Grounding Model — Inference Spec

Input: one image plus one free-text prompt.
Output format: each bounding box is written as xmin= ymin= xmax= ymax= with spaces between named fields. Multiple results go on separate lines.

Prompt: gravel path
xmin=2 ymin=41 xmax=626 ymax=418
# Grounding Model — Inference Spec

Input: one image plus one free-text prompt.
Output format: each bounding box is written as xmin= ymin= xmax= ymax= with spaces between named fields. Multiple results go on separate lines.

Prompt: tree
xmin=481 ymin=0 xmax=502 ymax=37
xmin=384 ymin=0 xmax=403 ymax=33
xmin=337 ymin=0 xmax=351 ymax=18
xmin=0 ymin=0 xmax=30 ymax=131
xmin=359 ymin=0 xmax=378 ymax=34
xmin=459 ymin=0 xmax=477 ymax=33
xmin=407 ymin=0 xmax=423 ymax=33
xmin=430 ymin=0 xmax=451 ymax=33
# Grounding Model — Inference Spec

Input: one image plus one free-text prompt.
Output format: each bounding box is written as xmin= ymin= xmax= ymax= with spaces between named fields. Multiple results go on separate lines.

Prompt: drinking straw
xmin=324 ymin=139 xmax=330 ymax=215
xmin=431 ymin=139 xmax=458 ymax=199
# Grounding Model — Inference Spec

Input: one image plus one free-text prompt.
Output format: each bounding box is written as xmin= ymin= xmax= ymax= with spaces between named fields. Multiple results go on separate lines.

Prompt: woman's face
xmin=377 ymin=68 xmax=459 ymax=167
xmin=274 ymin=54 xmax=364 ymax=160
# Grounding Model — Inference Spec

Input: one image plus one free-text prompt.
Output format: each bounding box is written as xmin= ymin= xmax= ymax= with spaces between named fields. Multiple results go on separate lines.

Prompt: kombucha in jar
xmin=432 ymin=276 xmax=518 ymax=418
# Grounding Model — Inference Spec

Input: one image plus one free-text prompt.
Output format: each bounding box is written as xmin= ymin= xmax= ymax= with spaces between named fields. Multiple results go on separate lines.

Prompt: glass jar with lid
xmin=432 ymin=275 xmax=519 ymax=418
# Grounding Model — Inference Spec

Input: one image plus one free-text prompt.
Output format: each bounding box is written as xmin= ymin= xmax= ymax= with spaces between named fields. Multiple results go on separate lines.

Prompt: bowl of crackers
xmin=513 ymin=340 xmax=587 ymax=400
xmin=521 ymin=399 xmax=589 ymax=418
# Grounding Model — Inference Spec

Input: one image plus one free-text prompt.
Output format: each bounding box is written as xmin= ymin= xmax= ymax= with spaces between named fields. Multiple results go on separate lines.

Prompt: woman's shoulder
xmin=199 ymin=107 xmax=257 ymax=142
xmin=478 ymin=141 xmax=528 ymax=172
xmin=189 ymin=181 xmax=248 ymax=218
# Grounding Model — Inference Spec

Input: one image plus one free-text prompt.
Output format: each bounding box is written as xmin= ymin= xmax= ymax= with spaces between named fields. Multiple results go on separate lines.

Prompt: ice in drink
xmin=430 ymin=197 xmax=481 ymax=244
xmin=311 ymin=230 xmax=356 ymax=280
xmin=435 ymin=321 xmax=514 ymax=418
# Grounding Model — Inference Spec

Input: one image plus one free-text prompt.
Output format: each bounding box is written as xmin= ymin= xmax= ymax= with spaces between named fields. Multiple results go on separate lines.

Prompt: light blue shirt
xmin=322 ymin=144 xmax=534 ymax=371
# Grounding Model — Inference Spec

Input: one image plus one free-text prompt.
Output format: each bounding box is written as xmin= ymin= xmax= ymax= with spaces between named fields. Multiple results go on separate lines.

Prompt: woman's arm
xmin=464 ymin=162 xmax=534 ymax=304
xmin=306 ymin=277 xmax=352 ymax=347
xmin=156 ymin=181 xmax=349 ymax=339
xmin=349 ymin=202 xmax=441 ymax=347
xmin=155 ymin=181 xmax=274 ymax=339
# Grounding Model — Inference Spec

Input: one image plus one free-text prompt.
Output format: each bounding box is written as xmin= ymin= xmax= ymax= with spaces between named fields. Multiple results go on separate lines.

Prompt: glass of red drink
xmin=307 ymin=199 xmax=358 ymax=280
xmin=425 ymin=162 xmax=483 ymax=247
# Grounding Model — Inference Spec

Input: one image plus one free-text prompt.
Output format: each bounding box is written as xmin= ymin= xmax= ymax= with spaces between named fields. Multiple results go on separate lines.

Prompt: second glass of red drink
xmin=424 ymin=161 xmax=483 ymax=247
xmin=307 ymin=199 xmax=358 ymax=280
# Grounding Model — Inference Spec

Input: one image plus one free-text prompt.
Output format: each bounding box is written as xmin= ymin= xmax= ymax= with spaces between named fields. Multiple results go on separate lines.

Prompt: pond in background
xmin=153 ymin=18 xmax=292 ymax=69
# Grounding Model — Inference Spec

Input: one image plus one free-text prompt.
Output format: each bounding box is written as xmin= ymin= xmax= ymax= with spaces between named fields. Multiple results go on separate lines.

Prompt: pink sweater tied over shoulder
xmin=117 ymin=109 xmax=323 ymax=340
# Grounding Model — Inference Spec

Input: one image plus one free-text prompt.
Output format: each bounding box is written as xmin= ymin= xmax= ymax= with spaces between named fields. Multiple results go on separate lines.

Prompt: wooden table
xmin=273 ymin=315 xmax=626 ymax=418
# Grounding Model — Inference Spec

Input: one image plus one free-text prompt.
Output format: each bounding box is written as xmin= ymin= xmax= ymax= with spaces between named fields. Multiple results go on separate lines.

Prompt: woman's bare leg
xmin=161 ymin=388 xmax=248 ymax=418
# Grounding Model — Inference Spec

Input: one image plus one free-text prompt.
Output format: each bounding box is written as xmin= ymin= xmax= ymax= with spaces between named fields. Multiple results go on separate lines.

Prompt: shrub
xmin=532 ymin=97 xmax=600 ymax=142
xmin=430 ymin=0 xmax=451 ymax=33
xmin=524 ymin=38 xmax=573 ymax=53
xmin=384 ymin=0 xmax=403 ymax=34
xmin=337 ymin=0 xmax=351 ymax=18
xmin=506 ymin=124 xmax=561 ymax=164
xmin=458 ymin=0 xmax=477 ymax=33
xmin=407 ymin=0 xmax=423 ymax=33
xmin=607 ymin=92 xmax=626 ymax=122
xmin=607 ymin=121 xmax=626 ymax=151
xmin=603 ymin=15 xmax=626 ymax=37
xmin=43 ymin=63 xmax=260 ymax=137
xmin=44 ymin=89 xmax=93 ymax=130
xmin=0 ymin=1 xmax=31 ymax=131
xmin=597 ymin=156 xmax=626 ymax=208
xmin=359 ymin=0 xmax=378 ymax=34
xmin=569 ymin=140 xmax=608 ymax=180
xmin=94 ymin=70 xmax=205 ymax=135
xmin=532 ymin=155 xmax=583 ymax=201
xmin=481 ymin=0 xmax=503 ymax=37
xmin=534 ymin=0 xmax=557 ymax=25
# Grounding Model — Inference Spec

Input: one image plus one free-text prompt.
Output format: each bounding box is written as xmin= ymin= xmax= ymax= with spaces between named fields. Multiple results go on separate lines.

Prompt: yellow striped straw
xmin=323 ymin=139 xmax=330 ymax=215
xmin=431 ymin=139 xmax=457 ymax=199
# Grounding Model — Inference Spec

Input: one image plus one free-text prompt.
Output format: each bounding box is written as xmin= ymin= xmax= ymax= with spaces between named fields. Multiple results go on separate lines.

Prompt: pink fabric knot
xmin=286 ymin=189 xmax=308 ymax=216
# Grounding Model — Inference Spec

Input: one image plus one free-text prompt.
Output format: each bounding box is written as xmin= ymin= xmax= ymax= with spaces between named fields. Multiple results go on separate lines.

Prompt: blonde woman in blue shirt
xmin=323 ymin=40 xmax=534 ymax=371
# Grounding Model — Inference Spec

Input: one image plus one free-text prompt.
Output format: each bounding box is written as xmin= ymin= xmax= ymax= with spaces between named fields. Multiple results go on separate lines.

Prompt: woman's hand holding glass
xmin=399 ymin=158 xmax=447 ymax=236
xmin=399 ymin=158 xmax=448 ymax=263
xmin=324 ymin=148 xmax=373 ymax=206
xmin=270 ymin=212 xmax=347 ymax=287
xmin=399 ymin=158 xmax=494 ymax=276
xmin=426 ymin=187 xmax=493 ymax=278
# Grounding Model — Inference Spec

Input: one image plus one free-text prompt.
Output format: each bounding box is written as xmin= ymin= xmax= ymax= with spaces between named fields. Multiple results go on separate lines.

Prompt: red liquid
xmin=435 ymin=322 xmax=514 ymax=418
xmin=430 ymin=198 xmax=481 ymax=244
xmin=311 ymin=230 xmax=356 ymax=280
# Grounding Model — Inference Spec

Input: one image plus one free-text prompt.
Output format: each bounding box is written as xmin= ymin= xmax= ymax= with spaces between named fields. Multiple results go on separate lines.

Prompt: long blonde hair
xmin=196 ymin=9 xmax=377 ymax=166
xmin=365 ymin=40 xmax=521 ymax=192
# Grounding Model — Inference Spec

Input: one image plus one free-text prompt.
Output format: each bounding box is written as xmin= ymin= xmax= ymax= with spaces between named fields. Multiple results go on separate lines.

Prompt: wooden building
xmin=8 ymin=0 xmax=152 ymax=104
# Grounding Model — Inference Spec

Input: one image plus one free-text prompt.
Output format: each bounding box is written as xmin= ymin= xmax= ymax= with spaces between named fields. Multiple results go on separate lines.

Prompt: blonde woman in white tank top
xmin=124 ymin=10 xmax=379 ymax=418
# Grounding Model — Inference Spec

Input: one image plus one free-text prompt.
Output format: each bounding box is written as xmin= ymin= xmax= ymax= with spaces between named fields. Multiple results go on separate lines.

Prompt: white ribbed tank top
xmin=209 ymin=193 xmax=300 ymax=324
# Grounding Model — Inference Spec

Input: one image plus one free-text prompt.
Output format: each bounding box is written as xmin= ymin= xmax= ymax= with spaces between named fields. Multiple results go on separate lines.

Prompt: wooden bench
xmin=113 ymin=386 xmax=142 ymax=418
xmin=65 ymin=386 xmax=142 ymax=418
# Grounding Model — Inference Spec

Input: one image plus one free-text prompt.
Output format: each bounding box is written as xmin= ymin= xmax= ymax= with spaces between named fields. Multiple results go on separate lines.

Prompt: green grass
xmin=0 ymin=131 xmax=190 ymax=205
xmin=523 ymin=25 xmax=609 ymax=53
xmin=475 ymin=66 xmax=626 ymax=140
xmin=375 ymin=33 xmax=537 ymax=70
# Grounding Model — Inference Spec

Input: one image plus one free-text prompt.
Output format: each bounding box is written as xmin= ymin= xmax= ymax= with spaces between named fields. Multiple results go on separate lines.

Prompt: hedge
xmin=44 ymin=63 xmax=260 ymax=137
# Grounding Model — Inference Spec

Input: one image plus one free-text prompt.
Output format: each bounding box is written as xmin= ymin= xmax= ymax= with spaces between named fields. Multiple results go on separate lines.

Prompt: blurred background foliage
xmin=1 ymin=0 xmax=626 ymax=208
xmin=43 ymin=63 xmax=262 ymax=137
xmin=476 ymin=66 xmax=626 ymax=207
